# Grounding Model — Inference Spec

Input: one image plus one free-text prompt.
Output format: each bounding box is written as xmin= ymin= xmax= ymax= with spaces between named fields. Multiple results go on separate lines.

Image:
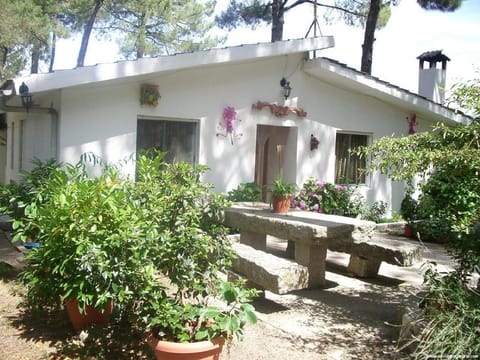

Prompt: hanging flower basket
xmin=140 ymin=84 xmax=160 ymax=107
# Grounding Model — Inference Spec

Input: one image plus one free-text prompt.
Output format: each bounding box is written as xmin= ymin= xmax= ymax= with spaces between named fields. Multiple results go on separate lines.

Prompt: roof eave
xmin=15 ymin=37 xmax=335 ymax=94
xmin=304 ymin=57 xmax=471 ymax=126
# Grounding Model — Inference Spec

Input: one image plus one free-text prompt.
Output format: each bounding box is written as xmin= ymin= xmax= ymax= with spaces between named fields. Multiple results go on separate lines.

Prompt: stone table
xmin=223 ymin=202 xmax=375 ymax=287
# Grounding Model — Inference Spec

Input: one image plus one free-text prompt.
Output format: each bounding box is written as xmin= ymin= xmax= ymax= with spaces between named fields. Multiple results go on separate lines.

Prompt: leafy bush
xmin=416 ymin=163 xmax=480 ymax=244
xmin=357 ymin=77 xmax=480 ymax=357
xmin=226 ymin=182 xmax=261 ymax=202
xmin=414 ymin=268 xmax=480 ymax=359
xmin=362 ymin=201 xmax=387 ymax=223
xmin=132 ymin=154 xmax=233 ymax=299
xmin=294 ymin=178 xmax=351 ymax=215
xmin=16 ymin=152 xmax=256 ymax=343
xmin=19 ymin=164 xmax=156 ymax=311
xmin=295 ymin=178 xmax=385 ymax=218
xmin=0 ymin=158 xmax=62 ymax=240
xmin=376 ymin=211 xmax=403 ymax=223
xmin=400 ymin=194 xmax=418 ymax=225
xmin=140 ymin=281 xmax=257 ymax=342
xmin=132 ymin=152 xmax=256 ymax=342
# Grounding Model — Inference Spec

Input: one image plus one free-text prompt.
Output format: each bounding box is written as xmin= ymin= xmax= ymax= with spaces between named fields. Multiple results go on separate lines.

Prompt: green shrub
xmin=357 ymin=77 xmax=480 ymax=357
xmin=376 ymin=211 xmax=403 ymax=223
xmin=294 ymin=178 xmax=387 ymax=221
xmin=414 ymin=268 xmax=480 ymax=359
xmin=416 ymin=163 xmax=480 ymax=244
xmin=15 ymin=152 xmax=256 ymax=342
xmin=226 ymin=182 xmax=261 ymax=202
xmin=294 ymin=178 xmax=351 ymax=215
xmin=19 ymin=164 xmax=156 ymax=311
xmin=133 ymin=155 xmax=233 ymax=298
xmin=362 ymin=201 xmax=388 ymax=223
xmin=400 ymin=194 xmax=418 ymax=225
xmin=1 ymin=158 xmax=62 ymax=240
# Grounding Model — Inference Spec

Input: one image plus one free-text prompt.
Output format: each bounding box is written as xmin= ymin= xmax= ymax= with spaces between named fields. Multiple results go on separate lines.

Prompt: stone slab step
xmin=231 ymin=242 xmax=309 ymax=294
xmin=329 ymin=235 xmax=424 ymax=267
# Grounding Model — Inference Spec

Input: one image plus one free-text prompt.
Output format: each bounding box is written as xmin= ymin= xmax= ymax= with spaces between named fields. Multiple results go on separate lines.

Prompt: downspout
xmin=0 ymin=94 xmax=58 ymax=159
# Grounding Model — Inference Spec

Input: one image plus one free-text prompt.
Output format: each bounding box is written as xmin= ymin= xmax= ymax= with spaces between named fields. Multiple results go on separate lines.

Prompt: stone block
xmin=231 ymin=242 xmax=309 ymax=294
xmin=347 ymin=254 xmax=382 ymax=277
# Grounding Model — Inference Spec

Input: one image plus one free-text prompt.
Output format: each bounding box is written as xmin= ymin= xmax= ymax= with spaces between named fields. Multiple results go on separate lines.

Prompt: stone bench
xmin=327 ymin=235 xmax=424 ymax=277
xmin=223 ymin=203 xmax=424 ymax=284
xmin=230 ymin=242 xmax=309 ymax=294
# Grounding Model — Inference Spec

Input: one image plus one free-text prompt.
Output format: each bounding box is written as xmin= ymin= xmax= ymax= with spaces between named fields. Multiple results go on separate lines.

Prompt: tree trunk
xmin=49 ymin=32 xmax=56 ymax=73
xmin=31 ymin=45 xmax=40 ymax=74
xmin=271 ymin=0 xmax=284 ymax=42
xmin=360 ymin=0 xmax=381 ymax=74
xmin=77 ymin=0 xmax=104 ymax=68
xmin=1 ymin=47 xmax=7 ymax=69
xmin=136 ymin=12 xmax=147 ymax=59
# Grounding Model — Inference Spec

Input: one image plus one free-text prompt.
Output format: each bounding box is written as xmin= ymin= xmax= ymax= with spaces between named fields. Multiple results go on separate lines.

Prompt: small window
xmin=136 ymin=118 xmax=198 ymax=164
xmin=335 ymin=133 xmax=368 ymax=184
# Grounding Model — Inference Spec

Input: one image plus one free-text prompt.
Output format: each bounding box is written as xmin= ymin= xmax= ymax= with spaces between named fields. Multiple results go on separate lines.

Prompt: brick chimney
xmin=417 ymin=50 xmax=450 ymax=104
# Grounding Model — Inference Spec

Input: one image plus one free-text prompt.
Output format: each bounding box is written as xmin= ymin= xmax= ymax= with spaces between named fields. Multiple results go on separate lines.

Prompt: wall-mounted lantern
xmin=280 ymin=77 xmax=291 ymax=99
xmin=19 ymin=82 xmax=33 ymax=112
xmin=310 ymin=134 xmax=319 ymax=151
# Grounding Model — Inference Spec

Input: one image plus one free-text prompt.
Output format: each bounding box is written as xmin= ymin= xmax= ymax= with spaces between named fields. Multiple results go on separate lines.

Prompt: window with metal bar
xmin=335 ymin=132 xmax=368 ymax=184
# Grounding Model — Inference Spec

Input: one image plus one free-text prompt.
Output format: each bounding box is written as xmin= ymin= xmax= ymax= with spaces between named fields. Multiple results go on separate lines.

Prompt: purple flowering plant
xmin=293 ymin=178 xmax=353 ymax=215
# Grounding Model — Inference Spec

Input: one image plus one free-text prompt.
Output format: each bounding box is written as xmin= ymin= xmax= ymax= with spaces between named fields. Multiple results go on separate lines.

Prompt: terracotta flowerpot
xmin=272 ymin=195 xmax=291 ymax=213
xmin=65 ymin=299 xmax=113 ymax=332
xmin=147 ymin=334 xmax=225 ymax=360
xmin=436 ymin=237 xmax=448 ymax=244
xmin=404 ymin=225 xmax=414 ymax=238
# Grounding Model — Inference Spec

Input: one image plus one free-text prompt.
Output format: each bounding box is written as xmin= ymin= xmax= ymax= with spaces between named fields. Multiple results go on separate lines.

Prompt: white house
xmin=0 ymin=37 xmax=471 ymax=213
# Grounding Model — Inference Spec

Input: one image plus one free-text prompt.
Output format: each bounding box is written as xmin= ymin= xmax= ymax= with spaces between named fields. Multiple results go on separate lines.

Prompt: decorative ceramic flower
xmin=216 ymin=106 xmax=243 ymax=145
xmin=407 ymin=113 xmax=417 ymax=135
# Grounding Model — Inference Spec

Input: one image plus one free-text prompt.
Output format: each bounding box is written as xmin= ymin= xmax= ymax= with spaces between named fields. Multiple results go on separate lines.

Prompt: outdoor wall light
xmin=280 ymin=77 xmax=291 ymax=99
xmin=19 ymin=82 xmax=33 ymax=112
xmin=310 ymin=134 xmax=319 ymax=151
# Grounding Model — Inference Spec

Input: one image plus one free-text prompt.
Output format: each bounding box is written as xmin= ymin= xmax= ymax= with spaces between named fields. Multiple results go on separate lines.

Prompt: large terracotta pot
xmin=147 ymin=334 xmax=225 ymax=360
xmin=65 ymin=299 xmax=113 ymax=332
xmin=272 ymin=195 xmax=291 ymax=213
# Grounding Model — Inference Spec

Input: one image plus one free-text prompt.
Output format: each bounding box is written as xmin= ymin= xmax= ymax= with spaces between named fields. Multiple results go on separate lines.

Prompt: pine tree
xmin=217 ymin=0 xmax=463 ymax=74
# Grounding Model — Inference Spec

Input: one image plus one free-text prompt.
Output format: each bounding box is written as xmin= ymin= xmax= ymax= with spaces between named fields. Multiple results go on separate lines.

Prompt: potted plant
xmin=16 ymin=152 xmax=257 ymax=355
xmin=270 ymin=176 xmax=296 ymax=213
xmin=140 ymin=281 xmax=257 ymax=360
xmin=131 ymin=152 xmax=257 ymax=358
xmin=17 ymin=161 xmax=158 ymax=332
xmin=400 ymin=193 xmax=418 ymax=237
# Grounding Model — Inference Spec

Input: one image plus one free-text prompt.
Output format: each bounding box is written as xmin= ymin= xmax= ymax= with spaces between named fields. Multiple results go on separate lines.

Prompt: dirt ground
xmin=0 ymin=229 xmax=454 ymax=359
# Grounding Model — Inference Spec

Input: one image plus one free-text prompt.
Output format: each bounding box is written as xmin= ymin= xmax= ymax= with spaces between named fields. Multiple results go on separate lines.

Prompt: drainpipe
xmin=0 ymin=94 xmax=58 ymax=159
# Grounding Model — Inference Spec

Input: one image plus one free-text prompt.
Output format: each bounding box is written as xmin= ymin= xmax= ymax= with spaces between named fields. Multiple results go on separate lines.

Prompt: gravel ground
xmin=0 ymin=229 xmax=453 ymax=359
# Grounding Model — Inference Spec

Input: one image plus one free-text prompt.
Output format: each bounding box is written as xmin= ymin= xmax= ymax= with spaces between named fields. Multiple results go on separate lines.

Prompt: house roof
xmin=303 ymin=56 xmax=471 ymax=125
xmin=15 ymin=37 xmax=335 ymax=94
xmin=13 ymin=37 xmax=471 ymax=125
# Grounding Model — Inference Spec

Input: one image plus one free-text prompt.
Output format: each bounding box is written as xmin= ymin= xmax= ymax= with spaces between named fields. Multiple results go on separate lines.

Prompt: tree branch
xmin=285 ymin=0 xmax=364 ymax=18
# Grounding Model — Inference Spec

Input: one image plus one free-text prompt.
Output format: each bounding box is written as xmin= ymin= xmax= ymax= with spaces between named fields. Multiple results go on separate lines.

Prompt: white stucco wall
xmin=4 ymin=112 xmax=53 ymax=183
xmin=45 ymin=53 xmax=442 ymax=212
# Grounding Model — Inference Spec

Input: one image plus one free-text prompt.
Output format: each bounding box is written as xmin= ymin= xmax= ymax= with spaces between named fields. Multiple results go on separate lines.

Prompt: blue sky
xmin=55 ymin=0 xmax=479 ymax=94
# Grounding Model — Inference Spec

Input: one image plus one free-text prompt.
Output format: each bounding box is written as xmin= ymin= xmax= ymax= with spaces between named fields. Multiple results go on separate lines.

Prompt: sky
xmin=54 ymin=0 xmax=480 ymax=95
